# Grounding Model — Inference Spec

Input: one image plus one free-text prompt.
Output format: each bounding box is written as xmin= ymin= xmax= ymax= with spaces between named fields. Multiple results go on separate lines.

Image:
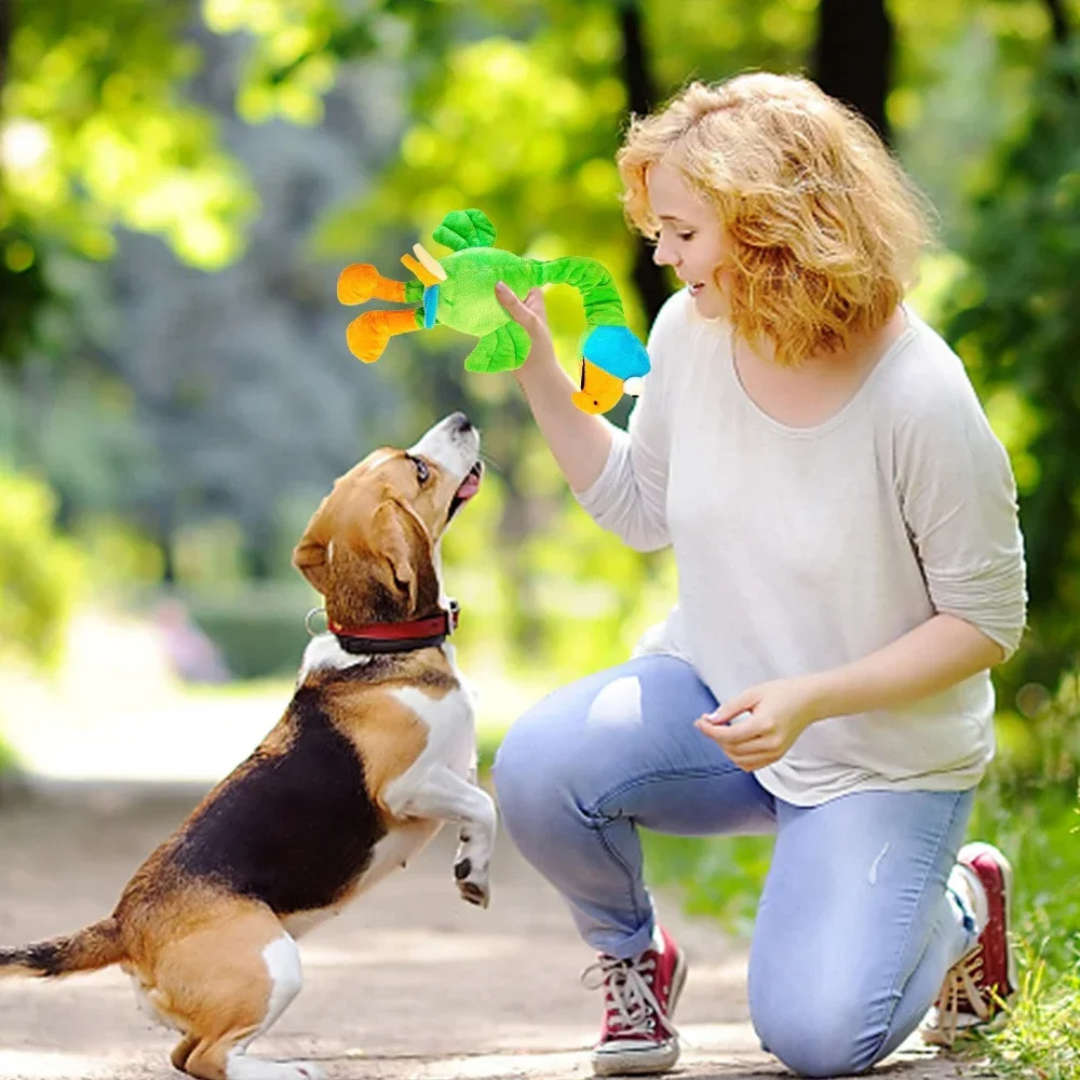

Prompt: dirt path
xmin=0 ymin=783 xmax=979 ymax=1080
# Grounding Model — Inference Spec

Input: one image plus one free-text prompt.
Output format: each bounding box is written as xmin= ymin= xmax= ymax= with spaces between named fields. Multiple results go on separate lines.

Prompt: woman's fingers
xmin=496 ymin=282 xmax=549 ymax=337
xmin=495 ymin=281 xmax=533 ymax=324
xmin=522 ymin=287 xmax=547 ymax=318
xmin=697 ymin=712 xmax=765 ymax=746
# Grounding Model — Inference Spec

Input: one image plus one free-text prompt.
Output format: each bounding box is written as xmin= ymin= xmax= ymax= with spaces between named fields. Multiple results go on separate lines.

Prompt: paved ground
xmin=0 ymin=781 xmax=980 ymax=1080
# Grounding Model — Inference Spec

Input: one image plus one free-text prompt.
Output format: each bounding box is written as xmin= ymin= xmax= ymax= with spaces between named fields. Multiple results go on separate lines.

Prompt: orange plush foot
xmin=346 ymin=308 xmax=422 ymax=363
xmin=337 ymin=264 xmax=408 ymax=305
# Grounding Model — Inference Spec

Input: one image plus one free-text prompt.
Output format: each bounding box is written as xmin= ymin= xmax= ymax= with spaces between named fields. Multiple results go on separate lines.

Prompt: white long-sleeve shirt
xmin=575 ymin=290 xmax=1027 ymax=807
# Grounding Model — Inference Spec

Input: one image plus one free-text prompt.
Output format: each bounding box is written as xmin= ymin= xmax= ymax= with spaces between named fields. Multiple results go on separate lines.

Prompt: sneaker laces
xmin=931 ymin=945 xmax=991 ymax=1046
xmin=581 ymin=953 xmax=679 ymax=1040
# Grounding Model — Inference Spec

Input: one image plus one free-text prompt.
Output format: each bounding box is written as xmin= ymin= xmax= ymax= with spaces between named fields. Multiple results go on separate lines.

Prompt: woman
xmin=492 ymin=72 xmax=1025 ymax=1078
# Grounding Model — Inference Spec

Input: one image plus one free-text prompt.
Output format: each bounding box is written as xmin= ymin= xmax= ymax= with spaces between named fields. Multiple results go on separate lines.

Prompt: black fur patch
xmin=170 ymin=688 xmax=386 ymax=914
xmin=0 ymin=942 xmax=64 ymax=976
xmin=324 ymin=655 xmax=458 ymax=693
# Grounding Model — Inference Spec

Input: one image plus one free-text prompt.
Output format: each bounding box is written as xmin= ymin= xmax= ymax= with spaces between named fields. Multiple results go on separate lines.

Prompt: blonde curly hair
xmin=617 ymin=72 xmax=934 ymax=366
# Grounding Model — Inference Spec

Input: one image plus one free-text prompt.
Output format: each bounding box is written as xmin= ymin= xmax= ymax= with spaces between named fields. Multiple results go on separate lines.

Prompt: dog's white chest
xmin=389 ymin=683 xmax=475 ymax=778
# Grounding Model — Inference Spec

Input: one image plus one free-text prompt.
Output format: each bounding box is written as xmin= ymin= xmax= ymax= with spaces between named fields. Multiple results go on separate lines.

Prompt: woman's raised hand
xmin=495 ymin=282 xmax=557 ymax=373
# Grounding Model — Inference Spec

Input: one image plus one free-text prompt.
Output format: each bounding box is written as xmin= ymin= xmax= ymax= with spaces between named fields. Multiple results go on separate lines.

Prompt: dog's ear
xmin=370 ymin=500 xmax=438 ymax=615
xmin=292 ymin=494 xmax=333 ymax=594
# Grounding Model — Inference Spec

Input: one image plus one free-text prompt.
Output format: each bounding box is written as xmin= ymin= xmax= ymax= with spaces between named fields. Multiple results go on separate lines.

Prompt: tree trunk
xmin=1044 ymin=0 xmax=1071 ymax=45
xmin=616 ymin=0 xmax=669 ymax=330
xmin=1042 ymin=0 xmax=1077 ymax=95
xmin=813 ymin=0 xmax=894 ymax=145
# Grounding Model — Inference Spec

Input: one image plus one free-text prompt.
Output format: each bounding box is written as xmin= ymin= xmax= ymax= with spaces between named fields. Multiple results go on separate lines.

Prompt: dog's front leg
xmin=455 ymin=761 xmax=482 ymax=889
xmin=386 ymin=767 xmax=496 ymax=908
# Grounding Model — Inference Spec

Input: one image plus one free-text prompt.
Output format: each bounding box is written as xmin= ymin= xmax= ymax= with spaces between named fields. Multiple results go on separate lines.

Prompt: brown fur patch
xmin=320 ymin=647 xmax=462 ymax=815
xmin=121 ymin=891 xmax=285 ymax=1080
xmin=324 ymin=687 xmax=429 ymax=815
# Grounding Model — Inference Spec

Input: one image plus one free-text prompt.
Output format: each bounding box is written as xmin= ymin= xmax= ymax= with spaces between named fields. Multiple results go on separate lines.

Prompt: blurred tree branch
xmin=944 ymin=10 xmax=1080 ymax=697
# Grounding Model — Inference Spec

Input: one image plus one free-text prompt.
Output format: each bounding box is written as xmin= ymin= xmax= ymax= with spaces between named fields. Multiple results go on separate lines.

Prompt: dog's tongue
xmin=456 ymin=469 xmax=481 ymax=499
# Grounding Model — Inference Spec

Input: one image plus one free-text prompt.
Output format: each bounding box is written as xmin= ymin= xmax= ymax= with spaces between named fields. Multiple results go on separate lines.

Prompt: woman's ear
xmin=292 ymin=495 xmax=333 ymax=594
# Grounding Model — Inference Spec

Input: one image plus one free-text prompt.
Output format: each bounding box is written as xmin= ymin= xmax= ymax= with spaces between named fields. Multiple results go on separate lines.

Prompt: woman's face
xmin=646 ymin=161 xmax=730 ymax=319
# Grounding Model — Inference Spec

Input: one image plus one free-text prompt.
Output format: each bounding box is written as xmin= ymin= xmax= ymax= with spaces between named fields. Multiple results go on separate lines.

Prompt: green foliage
xmin=441 ymin=465 xmax=674 ymax=680
xmin=943 ymin=46 xmax=1080 ymax=692
xmin=969 ymin=778 xmax=1080 ymax=978
xmin=0 ymin=0 xmax=258 ymax=384
xmin=994 ymin=670 xmax=1080 ymax=796
xmin=3 ymin=0 xmax=255 ymax=271
xmin=0 ymin=734 xmax=20 ymax=776
xmin=640 ymin=830 xmax=774 ymax=940
xmin=184 ymin=585 xmax=313 ymax=680
xmin=0 ymin=465 xmax=82 ymax=669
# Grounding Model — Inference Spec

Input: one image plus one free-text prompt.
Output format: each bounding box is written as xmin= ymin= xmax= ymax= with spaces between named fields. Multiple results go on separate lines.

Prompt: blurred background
xmin=1 ymin=0 xmax=1078 ymax=1069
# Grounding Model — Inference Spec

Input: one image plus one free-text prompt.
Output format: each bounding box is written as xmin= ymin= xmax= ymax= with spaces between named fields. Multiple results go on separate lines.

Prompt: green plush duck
xmin=337 ymin=209 xmax=650 ymax=414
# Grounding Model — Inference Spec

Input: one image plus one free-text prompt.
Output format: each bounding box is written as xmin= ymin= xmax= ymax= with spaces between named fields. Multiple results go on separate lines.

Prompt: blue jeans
xmin=492 ymin=655 xmax=978 ymax=1078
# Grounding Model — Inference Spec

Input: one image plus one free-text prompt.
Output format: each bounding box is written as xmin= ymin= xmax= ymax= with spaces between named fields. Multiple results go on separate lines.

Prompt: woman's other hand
xmin=695 ymin=677 xmax=820 ymax=772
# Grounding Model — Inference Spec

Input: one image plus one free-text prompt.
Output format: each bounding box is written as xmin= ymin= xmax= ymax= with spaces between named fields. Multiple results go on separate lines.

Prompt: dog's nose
xmin=448 ymin=411 xmax=474 ymax=433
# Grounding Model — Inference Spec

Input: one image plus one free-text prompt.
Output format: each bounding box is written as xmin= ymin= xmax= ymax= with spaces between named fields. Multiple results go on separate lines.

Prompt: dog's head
xmin=292 ymin=412 xmax=482 ymax=626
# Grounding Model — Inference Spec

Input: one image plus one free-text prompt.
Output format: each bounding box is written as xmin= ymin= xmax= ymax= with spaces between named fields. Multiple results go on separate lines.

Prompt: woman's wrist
xmin=515 ymin=344 xmax=574 ymax=401
xmin=800 ymin=670 xmax=839 ymax=725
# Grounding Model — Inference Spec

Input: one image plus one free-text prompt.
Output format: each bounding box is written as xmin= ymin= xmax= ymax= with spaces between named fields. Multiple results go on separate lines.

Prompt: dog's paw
xmin=453 ymin=857 xmax=490 ymax=908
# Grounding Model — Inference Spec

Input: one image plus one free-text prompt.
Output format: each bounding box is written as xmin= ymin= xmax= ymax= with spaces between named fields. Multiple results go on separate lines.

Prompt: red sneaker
xmin=923 ymin=842 xmax=1016 ymax=1047
xmin=583 ymin=925 xmax=687 ymax=1076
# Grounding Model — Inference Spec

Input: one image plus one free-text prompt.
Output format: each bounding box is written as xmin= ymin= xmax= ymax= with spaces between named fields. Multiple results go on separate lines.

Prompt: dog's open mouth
xmin=448 ymin=461 xmax=483 ymax=520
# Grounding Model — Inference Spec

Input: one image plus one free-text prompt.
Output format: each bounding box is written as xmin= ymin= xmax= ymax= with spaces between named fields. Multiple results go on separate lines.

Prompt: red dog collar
xmin=328 ymin=600 xmax=459 ymax=655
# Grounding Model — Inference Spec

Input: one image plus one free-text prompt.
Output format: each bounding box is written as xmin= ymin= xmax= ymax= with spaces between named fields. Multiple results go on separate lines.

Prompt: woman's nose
xmin=653 ymin=241 xmax=675 ymax=268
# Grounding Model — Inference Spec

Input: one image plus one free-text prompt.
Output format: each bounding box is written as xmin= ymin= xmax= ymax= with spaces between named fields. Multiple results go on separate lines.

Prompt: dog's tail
xmin=0 ymin=918 xmax=124 ymax=978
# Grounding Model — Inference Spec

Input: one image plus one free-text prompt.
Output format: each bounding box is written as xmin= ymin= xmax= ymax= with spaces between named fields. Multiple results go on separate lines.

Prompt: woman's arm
xmin=496 ymin=283 xmax=614 ymax=493
xmin=804 ymin=612 xmax=1004 ymax=717
xmin=698 ymin=613 xmax=1005 ymax=772
xmin=497 ymin=281 xmax=675 ymax=551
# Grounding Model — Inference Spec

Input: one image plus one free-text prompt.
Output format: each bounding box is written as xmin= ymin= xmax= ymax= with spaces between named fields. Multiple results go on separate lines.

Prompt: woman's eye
xmin=678 ymin=231 xmax=696 ymax=241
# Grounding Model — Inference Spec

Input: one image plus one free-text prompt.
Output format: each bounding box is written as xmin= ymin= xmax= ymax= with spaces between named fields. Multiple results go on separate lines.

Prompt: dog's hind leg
xmin=171 ymin=1033 xmax=199 ymax=1072
xmin=150 ymin=909 xmax=323 ymax=1080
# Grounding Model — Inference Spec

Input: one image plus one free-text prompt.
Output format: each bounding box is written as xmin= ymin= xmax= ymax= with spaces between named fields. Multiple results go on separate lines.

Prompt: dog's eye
xmin=411 ymin=456 xmax=430 ymax=484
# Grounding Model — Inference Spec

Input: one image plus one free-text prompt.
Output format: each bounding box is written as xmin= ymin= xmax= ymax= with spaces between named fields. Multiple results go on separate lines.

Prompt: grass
xmin=965 ymin=780 xmax=1080 ymax=1080
xmin=967 ymin=952 xmax=1080 ymax=1079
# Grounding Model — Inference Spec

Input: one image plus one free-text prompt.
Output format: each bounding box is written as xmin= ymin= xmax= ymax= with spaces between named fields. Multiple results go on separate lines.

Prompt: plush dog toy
xmin=337 ymin=209 xmax=650 ymax=415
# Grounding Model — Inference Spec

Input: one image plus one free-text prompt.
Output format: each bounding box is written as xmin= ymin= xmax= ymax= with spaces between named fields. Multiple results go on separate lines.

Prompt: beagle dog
xmin=0 ymin=412 xmax=496 ymax=1080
